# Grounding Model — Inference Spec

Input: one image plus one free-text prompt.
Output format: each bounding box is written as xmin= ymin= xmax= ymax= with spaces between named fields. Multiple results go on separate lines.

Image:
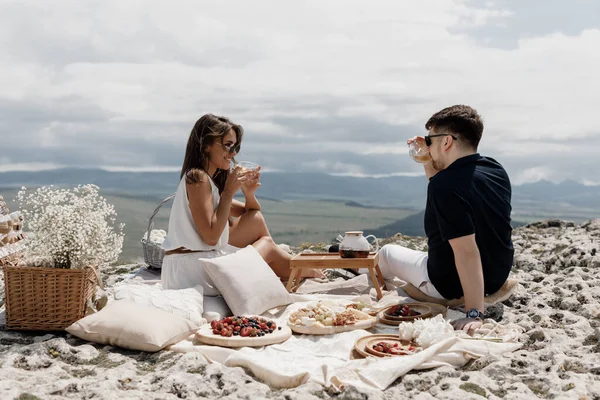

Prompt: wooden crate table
xmin=286 ymin=252 xmax=386 ymax=299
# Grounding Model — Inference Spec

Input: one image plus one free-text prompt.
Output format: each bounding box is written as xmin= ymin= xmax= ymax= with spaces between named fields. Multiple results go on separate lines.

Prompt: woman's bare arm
xmin=187 ymin=177 xmax=235 ymax=246
xmin=230 ymin=199 xmax=246 ymax=218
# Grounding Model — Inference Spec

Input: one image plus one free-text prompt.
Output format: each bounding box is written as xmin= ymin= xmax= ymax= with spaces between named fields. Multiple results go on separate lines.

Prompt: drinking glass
xmin=408 ymin=142 xmax=432 ymax=164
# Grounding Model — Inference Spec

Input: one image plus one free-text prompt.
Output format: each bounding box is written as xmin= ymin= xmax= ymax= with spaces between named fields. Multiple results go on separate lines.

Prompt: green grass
xmin=2 ymin=188 xmax=414 ymax=263
xmin=3 ymin=186 xmax=597 ymax=265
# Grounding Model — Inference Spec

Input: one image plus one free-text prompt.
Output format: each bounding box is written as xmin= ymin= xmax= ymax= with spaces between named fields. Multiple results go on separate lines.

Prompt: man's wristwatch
xmin=466 ymin=308 xmax=484 ymax=320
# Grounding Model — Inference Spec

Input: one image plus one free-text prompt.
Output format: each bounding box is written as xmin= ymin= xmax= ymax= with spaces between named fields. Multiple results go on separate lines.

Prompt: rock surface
xmin=1 ymin=219 xmax=599 ymax=399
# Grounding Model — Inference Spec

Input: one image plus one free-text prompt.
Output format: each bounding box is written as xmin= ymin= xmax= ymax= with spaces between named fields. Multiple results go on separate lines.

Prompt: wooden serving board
xmin=288 ymin=317 xmax=377 ymax=335
xmin=377 ymin=302 xmax=448 ymax=326
xmin=195 ymin=322 xmax=292 ymax=348
xmin=353 ymin=334 xmax=400 ymax=358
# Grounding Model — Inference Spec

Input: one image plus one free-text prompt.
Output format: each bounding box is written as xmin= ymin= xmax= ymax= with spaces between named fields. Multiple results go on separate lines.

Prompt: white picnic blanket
xmin=119 ymin=268 xmax=522 ymax=391
xmin=169 ymin=291 xmax=522 ymax=391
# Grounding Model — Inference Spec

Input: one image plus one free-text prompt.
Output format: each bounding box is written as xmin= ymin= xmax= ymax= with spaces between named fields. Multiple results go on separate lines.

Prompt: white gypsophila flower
xmin=17 ymin=184 xmax=125 ymax=269
xmin=397 ymin=314 xmax=456 ymax=348
xmin=142 ymin=229 xmax=166 ymax=244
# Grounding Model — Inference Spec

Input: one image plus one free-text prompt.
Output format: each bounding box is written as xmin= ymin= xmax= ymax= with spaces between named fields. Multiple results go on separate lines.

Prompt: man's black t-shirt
xmin=425 ymin=154 xmax=514 ymax=299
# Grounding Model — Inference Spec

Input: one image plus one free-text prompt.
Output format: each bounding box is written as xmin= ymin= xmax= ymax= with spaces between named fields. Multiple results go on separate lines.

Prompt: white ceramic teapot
xmin=337 ymin=231 xmax=379 ymax=258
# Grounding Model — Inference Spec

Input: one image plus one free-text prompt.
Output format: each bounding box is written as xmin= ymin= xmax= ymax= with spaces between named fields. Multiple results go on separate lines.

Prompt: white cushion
xmin=113 ymin=284 xmax=205 ymax=325
xmin=202 ymin=295 xmax=232 ymax=322
xmin=202 ymin=245 xmax=293 ymax=316
xmin=66 ymin=301 xmax=199 ymax=352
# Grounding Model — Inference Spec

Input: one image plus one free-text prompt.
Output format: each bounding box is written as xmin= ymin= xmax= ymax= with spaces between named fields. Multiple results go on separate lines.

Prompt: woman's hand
xmin=223 ymin=165 xmax=246 ymax=196
xmin=241 ymin=166 xmax=261 ymax=195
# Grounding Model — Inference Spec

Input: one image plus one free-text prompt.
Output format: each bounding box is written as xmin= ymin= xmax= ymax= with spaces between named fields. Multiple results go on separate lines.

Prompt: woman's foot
xmin=301 ymin=269 xmax=327 ymax=279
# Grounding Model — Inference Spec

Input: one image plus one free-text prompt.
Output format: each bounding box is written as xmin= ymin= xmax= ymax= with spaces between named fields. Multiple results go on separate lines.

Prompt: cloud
xmin=0 ymin=0 xmax=598 ymax=184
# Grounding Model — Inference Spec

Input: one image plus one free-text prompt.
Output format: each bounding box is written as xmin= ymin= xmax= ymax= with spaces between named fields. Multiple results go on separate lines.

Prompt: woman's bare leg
xmin=229 ymin=210 xmax=324 ymax=279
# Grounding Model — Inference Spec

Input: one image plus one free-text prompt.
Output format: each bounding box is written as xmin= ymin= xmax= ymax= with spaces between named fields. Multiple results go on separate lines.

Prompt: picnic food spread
xmin=287 ymin=300 xmax=377 ymax=334
xmin=370 ymin=340 xmax=419 ymax=355
xmin=210 ymin=316 xmax=281 ymax=337
xmin=196 ymin=315 xmax=292 ymax=347
xmin=386 ymin=304 xmax=421 ymax=318
xmin=289 ymin=301 xmax=371 ymax=327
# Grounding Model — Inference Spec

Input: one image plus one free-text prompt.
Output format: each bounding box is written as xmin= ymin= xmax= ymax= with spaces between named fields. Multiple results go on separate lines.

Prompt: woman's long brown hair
xmin=180 ymin=114 xmax=243 ymax=193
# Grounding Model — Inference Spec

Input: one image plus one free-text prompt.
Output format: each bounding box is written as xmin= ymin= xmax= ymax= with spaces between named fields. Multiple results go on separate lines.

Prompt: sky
xmin=0 ymin=0 xmax=599 ymax=185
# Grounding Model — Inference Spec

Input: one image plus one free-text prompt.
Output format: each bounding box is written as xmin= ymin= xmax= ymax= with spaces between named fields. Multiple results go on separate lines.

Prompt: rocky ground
xmin=1 ymin=219 xmax=599 ymax=399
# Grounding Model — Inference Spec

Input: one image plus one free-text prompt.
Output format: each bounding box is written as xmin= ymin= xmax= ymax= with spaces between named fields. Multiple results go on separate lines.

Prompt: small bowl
xmin=383 ymin=303 xmax=431 ymax=321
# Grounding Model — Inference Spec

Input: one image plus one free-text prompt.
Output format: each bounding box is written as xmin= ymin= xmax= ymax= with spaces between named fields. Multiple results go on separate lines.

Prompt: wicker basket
xmin=141 ymin=193 xmax=175 ymax=269
xmin=2 ymin=264 xmax=100 ymax=330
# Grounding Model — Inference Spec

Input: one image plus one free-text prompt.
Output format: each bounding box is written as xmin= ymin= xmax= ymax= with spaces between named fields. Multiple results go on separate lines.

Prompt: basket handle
xmin=144 ymin=193 xmax=175 ymax=244
xmin=87 ymin=265 xmax=105 ymax=290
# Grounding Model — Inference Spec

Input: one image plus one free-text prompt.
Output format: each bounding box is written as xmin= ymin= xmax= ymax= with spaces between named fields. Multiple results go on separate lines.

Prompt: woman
xmin=161 ymin=114 xmax=321 ymax=295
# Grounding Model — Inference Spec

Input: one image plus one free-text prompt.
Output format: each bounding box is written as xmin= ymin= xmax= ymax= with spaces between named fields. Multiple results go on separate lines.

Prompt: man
xmin=378 ymin=105 xmax=514 ymax=334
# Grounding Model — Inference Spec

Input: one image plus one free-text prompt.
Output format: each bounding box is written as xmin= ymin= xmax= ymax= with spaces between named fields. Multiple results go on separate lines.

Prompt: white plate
xmin=195 ymin=317 xmax=292 ymax=348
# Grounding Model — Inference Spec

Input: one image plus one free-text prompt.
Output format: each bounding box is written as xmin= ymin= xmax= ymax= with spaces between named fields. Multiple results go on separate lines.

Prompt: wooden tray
xmin=382 ymin=303 xmax=432 ymax=321
xmin=289 ymin=317 xmax=377 ymax=335
xmin=353 ymin=334 xmax=400 ymax=358
xmin=195 ymin=320 xmax=292 ymax=348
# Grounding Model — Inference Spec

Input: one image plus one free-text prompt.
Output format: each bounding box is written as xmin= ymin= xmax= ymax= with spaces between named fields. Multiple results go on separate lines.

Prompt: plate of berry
xmin=195 ymin=316 xmax=292 ymax=347
xmin=377 ymin=303 xmax=431 ymax=325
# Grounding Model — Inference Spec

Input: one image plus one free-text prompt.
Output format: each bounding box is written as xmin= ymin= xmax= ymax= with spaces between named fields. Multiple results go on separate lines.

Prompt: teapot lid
xmin=345 ymin=231 xmax=364 ymax=235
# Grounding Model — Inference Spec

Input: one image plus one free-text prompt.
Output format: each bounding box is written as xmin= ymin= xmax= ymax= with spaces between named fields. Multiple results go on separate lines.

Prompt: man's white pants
xmin=378 ymin=244 xmax=445 ymax=299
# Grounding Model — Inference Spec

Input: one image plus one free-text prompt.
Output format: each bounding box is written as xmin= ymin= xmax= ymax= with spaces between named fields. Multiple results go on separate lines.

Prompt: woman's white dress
xmin=161 ymin=175 xmax=239 ymax=296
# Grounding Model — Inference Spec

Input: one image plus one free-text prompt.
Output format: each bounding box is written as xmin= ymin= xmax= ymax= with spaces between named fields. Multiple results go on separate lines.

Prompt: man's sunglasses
xmin=221 ymin=142 xmax=241 ymax=154
xmin=425 ymin=133 xmax=457 ymax=146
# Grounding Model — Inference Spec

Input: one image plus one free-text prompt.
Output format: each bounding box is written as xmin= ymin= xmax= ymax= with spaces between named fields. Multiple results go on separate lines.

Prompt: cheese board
xmin=287 ymin=300 xmax=377 ymax=335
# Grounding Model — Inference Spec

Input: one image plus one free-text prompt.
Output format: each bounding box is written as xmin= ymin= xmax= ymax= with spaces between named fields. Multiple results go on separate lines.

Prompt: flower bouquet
xmin=2 ymin=184 xmax=124 ymax=330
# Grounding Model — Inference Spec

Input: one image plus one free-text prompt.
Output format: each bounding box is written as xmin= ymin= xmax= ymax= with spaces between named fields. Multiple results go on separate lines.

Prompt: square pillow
xmin=113 ymin=283 xmax=205 ymax=325
xmin=202 ymin=245 xmax=293 ymax=316
xmin=66 ymin=300 xmax=199 ymax=352
xmin=202 ymin=295 xmax=232 ymax=322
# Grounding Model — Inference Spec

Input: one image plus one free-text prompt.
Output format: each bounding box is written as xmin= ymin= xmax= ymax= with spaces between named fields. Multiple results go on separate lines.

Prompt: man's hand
xmin=450 ymin=318 xmax=484 ymax=336
xmin=408 ymin=136 xmax=439 ymax=179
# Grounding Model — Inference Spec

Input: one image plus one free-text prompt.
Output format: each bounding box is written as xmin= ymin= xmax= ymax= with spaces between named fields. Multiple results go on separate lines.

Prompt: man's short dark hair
xmin=425 ymin=105 xmax=483 ymax=150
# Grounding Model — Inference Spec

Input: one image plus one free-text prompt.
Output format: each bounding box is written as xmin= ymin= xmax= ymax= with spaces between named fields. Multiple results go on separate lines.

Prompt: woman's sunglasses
xmin=425 ymin=133 xmax=457 ymax=146
xmin=221 ymin=142 xmax=241 ymax=154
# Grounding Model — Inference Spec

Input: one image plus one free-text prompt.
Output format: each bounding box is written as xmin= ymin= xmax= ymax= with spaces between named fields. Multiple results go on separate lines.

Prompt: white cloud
xmin=0 ymin=163 xmax=65 ymax=172
xmin=0 ymin=0 xmax=598 ymax=184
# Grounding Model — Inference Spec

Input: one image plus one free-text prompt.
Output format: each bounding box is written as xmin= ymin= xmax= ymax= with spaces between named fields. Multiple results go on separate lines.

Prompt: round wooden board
xmin=353 ymin=334 xmax=400 ymax=358
xmin=364 ymin=337 xmax=421 ymax=357
xmin=382 ymin=303 xmax=432 ymax=321
xmin=377 ymin=302 xmax=447 ymax=326
xmin=195 ymin=321 xmax=292 ymax=348
xmin=289 ymin=317 xmax=377 ymax=335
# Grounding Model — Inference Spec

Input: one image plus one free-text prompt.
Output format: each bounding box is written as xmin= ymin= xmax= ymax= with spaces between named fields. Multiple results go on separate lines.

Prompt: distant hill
xmin=1 ymin=168 xmax=599 ymax=215
xmin=367 ymin=210 xmax=427 ymax=237
xmin=367 ymin=210 xmax=529 ymax=238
